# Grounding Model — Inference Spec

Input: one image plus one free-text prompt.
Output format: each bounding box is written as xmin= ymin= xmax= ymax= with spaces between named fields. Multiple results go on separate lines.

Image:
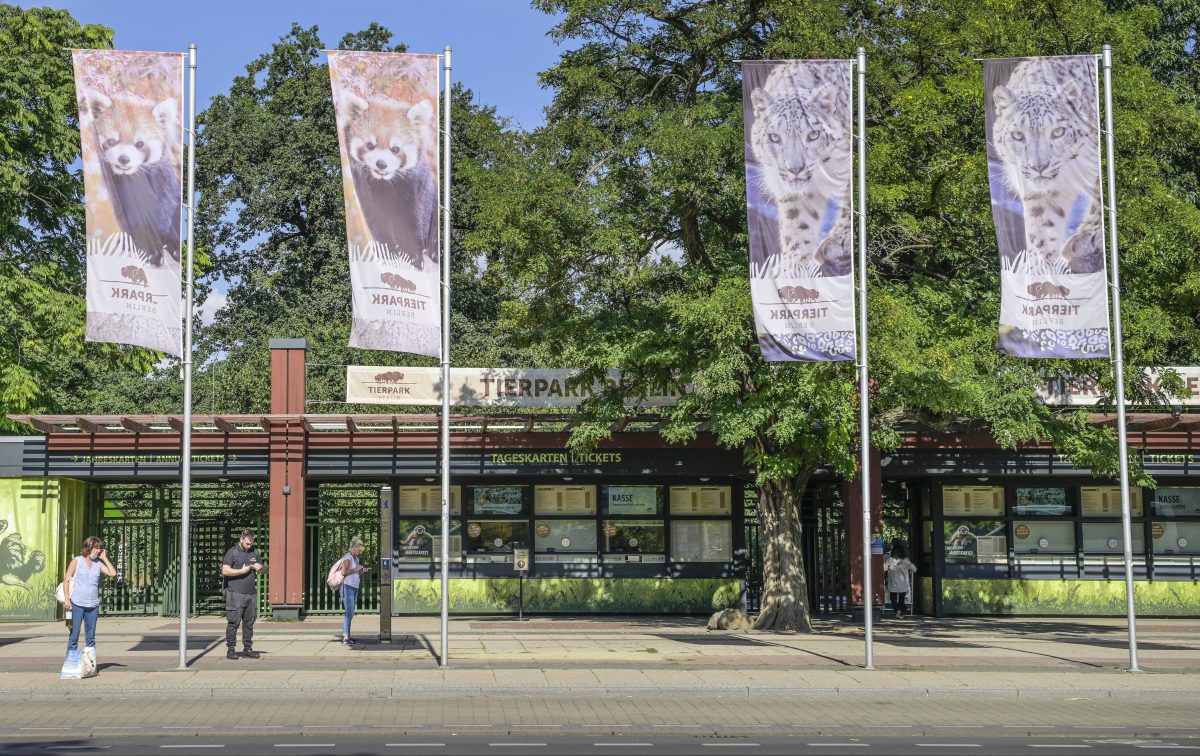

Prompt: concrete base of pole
xmin=269 ymin=606 xmax=302 ymax=621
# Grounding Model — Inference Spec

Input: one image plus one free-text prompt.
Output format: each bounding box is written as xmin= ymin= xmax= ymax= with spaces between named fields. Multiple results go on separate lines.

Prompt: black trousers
xmin=890 ymin=591 xmax=907 ymax=614
xmin=225 ymin=590 xmax=257 ymax=649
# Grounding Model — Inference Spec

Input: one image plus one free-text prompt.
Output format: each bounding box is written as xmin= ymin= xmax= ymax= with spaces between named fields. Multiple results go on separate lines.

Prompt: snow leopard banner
xmin=329 ymin=51 xmax=440 ymax=357
xmin=73 ymin=50 xmax=184 ymax=355
xmin=984 ymin=55 xmax=1110 ymax=358
xmin=743 ymin=60 xmax=856 ymax=362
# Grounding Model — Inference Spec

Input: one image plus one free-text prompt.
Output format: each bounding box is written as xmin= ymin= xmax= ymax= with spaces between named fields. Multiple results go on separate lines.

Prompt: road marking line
xmin=917 ymin=746 xmax=982 ymax=748
xmin=865 ymin=725 xmax=911 ymax=728
xmin=273 ymin=747 xmax=336 ymax=750
xmin=1029 ymin=746 xmax=1091 ymax=749
xmin=932 ymin=726 xmax=982 ymax=729
xmin=236 ymin=726 xmax=283 ymax=729
xmin=46 ymin=748 xmax=112 ymax=752
xmin=701 ymin=745 xmax=761 ymax=748
xmin=593 ymin=745 xmax=654 ymax=748
xmin=22 ymin=728 xmax=71 ymax=731
xmin=384 ymin=745 xmax=446 ymax=748
xmin=159 ymin=748 xmax=226 ymax=751
xmin=94 ymin=727 xmax=140 ymax=730
xmin=487 ymin=744 xmax=546 ymax=748
xmin=1009 ymin=726 xmax=1056 ymax=729
xmin=804 ymin=745 xmax=867 ymax=748
xmin=1134 ymin=748 xmax=1200 ymax=751
xmin=164 ymin=727 xmax=211 ymax=730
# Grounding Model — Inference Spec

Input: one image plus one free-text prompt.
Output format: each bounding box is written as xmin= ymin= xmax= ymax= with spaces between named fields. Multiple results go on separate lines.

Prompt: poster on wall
xmin=983 ymin=55 xmax=1110 ymax=358
xmin=742 ymin=60 xmax=856 ymax=362
xmin=604 ymin=486 xmax=660 ymax=516
xmin=0 ymin=481 xmax=61 ymax=621
xmin=471 ymin=486 xmax=525 ymax=515
xmin=329 ymin=51 xmax=441 ymax=356
xmin=73 ymin=49 xmax=184 ymax=355
xmin=944 ymin=520 xmax=1007 ymax=564
xmin=1151 ymin=488 xmax=1200 ymax=517
xmin=1013 ymin=487 xmax=1071 ymax=516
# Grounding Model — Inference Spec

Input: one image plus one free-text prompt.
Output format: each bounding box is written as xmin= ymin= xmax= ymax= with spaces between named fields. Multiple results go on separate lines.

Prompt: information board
xmin=1151 ymin=488 xmax=1200 ymax=517
xmin=605 ymin=486 xmax=660 ymax=516
xmin=1081 ymin=486 xmax=1144 ymax=517
xmin=472 ymin=486 xmax=526 ymax=515
xmin=942 ymin=486 xmax=1005 ymax=516
xmin=397 ymin=485 xmax=461 ymax=515
xmin=669 ymin=486 xmax=731 ymax=515
xmin=534 ymin=485 xmax=596 ymax=515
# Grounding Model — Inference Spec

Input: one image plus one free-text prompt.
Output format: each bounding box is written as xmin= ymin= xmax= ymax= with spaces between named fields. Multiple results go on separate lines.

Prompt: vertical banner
xmin=984 ymin=55 xmax=1110 ymax=358
xmin=73 ymin=50 xmax=184 ymax=355
xmin=743 ymin=61 xmax=856 ymax=362
xmin=329 ymin=51 xmax=440 ymax=357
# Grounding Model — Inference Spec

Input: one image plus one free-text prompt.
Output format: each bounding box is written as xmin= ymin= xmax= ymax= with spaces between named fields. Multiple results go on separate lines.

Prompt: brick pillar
xmin=268 ymin=338 xmax=307 ymax=619
xmin=846 ymin=447 xmax=884 ymax=609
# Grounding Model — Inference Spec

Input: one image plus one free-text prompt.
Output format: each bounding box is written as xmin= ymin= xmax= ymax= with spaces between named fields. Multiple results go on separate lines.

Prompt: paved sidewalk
xmin=2 ymin=614 xmax=1198 ymax=700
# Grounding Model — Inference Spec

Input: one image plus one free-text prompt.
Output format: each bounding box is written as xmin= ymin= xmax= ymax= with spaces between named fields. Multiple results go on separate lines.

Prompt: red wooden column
xmin=846 ymin=447 xmax=885 ymax=611
xmin=268 ymin=338 xmax=307 ymax=619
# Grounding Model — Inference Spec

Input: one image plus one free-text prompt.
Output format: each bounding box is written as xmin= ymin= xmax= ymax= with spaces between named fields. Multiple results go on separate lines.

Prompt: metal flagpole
xmin=439 ymin=45 xmax=452 ymax=669
xmin=855 ymin=47 xmax=874 ymax=670
xmin=178 ymin=43 xmax=197 ymax=671
xmin=1101 ymin=44 xmax=1140 ymax=673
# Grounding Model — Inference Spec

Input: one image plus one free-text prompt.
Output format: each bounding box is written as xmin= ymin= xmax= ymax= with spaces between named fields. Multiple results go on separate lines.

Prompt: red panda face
xmin=86 ymin=90 xmax=175 ymax=176
xmin=340 ymin=93 xmax=432 ymax=181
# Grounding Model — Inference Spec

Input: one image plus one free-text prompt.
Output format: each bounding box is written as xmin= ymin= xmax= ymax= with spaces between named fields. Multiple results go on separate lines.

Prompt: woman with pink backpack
xmin=328 ymin=536 xmax=370 ymax=646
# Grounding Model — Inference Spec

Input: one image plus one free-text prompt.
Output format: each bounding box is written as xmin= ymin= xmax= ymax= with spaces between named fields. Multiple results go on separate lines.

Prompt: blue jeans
xmin=67 ymin=605 xmax=99 ymax=654
xmin=342 ymin=584 xmax=358 ymax=638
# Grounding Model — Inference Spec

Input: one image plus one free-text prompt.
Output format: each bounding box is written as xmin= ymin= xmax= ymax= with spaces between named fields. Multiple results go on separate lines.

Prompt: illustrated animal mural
xmin=0 ymin=520 xmax=47 ymax=592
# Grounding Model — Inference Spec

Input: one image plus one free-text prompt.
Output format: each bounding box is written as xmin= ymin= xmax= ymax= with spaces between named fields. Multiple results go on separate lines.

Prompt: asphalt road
xmin=3 ymin=696 xmax=1198 ymax=755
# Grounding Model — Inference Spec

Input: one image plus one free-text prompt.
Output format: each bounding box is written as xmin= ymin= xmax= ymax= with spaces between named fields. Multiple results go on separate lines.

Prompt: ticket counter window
xmin=1082 ymin=522 xmax=1145 ymax=555
xmin=535 ymin=520 xmax=598 ymax=553
xmin=1013 ymin=520 xmax=1075 ymax=554
xmin=670 ymin=520 xmax=732 ymax=563
xmin=397 ymin=519 xmax=462 ymax=562
xmin=465 ymin=520 xmax=529 ymax=561
xmin=602 ymin=520 xmax=665 ymax=563
xmin=1152 ymin=522 xmax=1200 ymax=556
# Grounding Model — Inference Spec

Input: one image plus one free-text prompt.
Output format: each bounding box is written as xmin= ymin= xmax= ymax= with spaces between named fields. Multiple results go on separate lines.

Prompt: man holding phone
xmin=221 ymin=529 xmax=264 ymax=660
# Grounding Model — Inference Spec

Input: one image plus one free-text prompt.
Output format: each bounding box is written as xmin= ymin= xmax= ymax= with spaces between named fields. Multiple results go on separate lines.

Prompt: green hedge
xmin=393 ymin=578 xmax=741 ymax=614
xmin=942 ymin=579 xmax=1200 ymax=616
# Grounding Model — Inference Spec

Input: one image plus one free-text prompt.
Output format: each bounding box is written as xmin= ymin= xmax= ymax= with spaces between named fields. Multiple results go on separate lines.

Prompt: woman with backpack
xmin=332 ymin=536 xmax=370 ymax=646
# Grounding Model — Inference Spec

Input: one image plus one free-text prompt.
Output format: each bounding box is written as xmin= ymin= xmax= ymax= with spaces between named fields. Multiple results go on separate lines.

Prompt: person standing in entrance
xmin=63 ymin=537 xmax=116 ymax=662
xmin=221 ymin=529 xmax=264 ymax=659
xmin=883 ymin=545 xmax=917 ymax=619
xmin=339 ymin=536 xmax=370 ymax=646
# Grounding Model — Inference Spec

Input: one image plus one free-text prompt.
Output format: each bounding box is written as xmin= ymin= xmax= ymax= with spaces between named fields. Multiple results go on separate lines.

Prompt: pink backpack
xmin=326 ymin=558 xmax=346 ymax=591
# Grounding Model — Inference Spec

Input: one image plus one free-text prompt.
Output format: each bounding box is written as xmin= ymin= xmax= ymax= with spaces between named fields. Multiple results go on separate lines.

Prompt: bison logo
xmin=380 ymin=272 xmax=417 ymax=293
xmin=1027 ymin=282 xmax=1070 ymax=300
xmin=120 ymin=265 xmax=149 ymax=287
xmin=778 ymin=286 xmax=820 ymax=304
xmin=374 ymin=371 xmax=406 ymax=383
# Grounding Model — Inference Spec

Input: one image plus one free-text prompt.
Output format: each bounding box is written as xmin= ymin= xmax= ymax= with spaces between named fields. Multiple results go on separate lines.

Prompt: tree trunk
xmin=753 ymin=473 xmax=814 ymax=632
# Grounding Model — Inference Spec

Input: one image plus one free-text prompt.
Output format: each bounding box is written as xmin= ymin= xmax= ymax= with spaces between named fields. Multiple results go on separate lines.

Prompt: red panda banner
xmin=984 ymin=56 xmax=1110 ymax=358
xmin=329 ymin=51 xmax=440 ymax=357
xmin=743 ymin=61 xmax=856 ymax=362
xmin=73 ymin=50 xmax=184 ymax=355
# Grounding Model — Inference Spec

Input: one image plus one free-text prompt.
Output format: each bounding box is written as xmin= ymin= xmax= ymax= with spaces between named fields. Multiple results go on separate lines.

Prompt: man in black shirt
xmin=221 ymin=529 xmax=264 ymax=659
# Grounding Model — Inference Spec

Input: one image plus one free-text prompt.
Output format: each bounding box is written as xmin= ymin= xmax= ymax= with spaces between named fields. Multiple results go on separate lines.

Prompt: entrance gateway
xmin=4 ymin=338 xmax=1200 ymax=622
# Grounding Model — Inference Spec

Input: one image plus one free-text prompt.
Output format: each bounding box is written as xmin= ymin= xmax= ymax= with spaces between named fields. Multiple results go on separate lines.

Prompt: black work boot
xmin=242 ymin=648 xmax=261 ymax=659
xmin=226 ymin=649 xmax=238 ymax=660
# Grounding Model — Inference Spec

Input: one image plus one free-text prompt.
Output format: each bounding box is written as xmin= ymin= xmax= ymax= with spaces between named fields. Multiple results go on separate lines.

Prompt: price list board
xmin=669 ymin=486 xmax=731 ymax=515
xmin=1081 ymin=486 xmax=1144 ymax=517
xmin=942 ymin=486 xmax=1005 ymax=517
xmin=534 ymin=485 xmax=597 ymax=515
xmin=397 ymin=485 xmax=461 ymax=515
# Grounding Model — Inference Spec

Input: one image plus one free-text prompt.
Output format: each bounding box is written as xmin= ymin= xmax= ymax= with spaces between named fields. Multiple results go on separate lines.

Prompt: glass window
xmin=1081 ymin=487 xmax=1143 ymax=517
xmin=1150 ymin=488 xmax=1200 ymax=517
xmin=396 ymin=519 xmax=461 ymax=561
xmin=1013 ymin=520 xmax=1075 ymax=554
xmin=534 ymin=485 xmax=596 ymax=515
xmin=464 ymin=520 xmax=529 ymax=553
xmin=942 ymin=486 xmax=1004 ymax=516
xmin=602 ymin=520 xmax=664 ymax=554
xmin=534 ymin=520 xmax=598 ymax=553
xmin=470 ymin=486 xmax=527 ymax=516
xmin=670 ymin=520 xmax=733 ymax=562
xmin=1152 ymin=522 xmax=1200 ymax=555
xmin=1082 ymin=523 xmax=1146 ymax=554
xmin=669 ymin=486 xmax=731 ymax=515
xmin=1014 ymin=487 xmax=1071 ymax=516
xmin=943 ymin=520 xmax=1007 ymax=564
xmin=602 ymin=485 xmax=663 ymax=516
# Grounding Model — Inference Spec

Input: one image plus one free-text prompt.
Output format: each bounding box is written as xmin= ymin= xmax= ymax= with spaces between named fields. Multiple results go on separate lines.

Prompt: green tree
xmin=471 ymin=0 xmax=1200 ymax=630
xmin=0 ymin=5 xmax=157 ymax=429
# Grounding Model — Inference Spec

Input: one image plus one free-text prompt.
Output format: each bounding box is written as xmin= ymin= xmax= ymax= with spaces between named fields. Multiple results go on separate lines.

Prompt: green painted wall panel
xmin=0 ymin=479 xmax=75 ymax=621
xmin=392 ymin=578 xmax=742 ymax=614
xmin=942 ymin=578 xmax=1200 ymax=616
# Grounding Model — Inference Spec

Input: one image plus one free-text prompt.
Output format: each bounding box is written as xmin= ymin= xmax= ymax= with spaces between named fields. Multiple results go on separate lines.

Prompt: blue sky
xmin=45 ymin=0 xmax=565 ymax=131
